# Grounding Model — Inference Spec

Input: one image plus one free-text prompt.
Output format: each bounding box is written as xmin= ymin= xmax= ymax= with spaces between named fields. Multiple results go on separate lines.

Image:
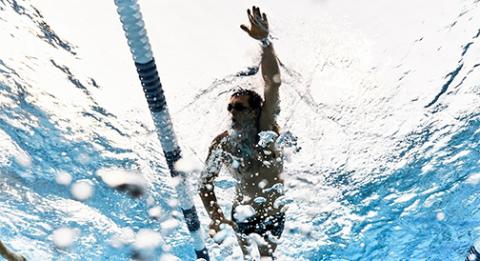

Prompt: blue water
xmin=306 ymin=118 xmax=480 ymax=260
xmin=1 ymin=0 xmax=480 ymax=260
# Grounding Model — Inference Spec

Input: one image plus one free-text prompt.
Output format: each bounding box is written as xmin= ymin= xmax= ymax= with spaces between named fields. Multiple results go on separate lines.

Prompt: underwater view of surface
xmin=1 ymin=0 xmax=480 ymax=260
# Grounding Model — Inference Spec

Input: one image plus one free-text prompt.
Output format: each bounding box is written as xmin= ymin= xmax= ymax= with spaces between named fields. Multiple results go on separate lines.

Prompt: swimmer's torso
xmin=218 ymin=133 xmax=284 ymax=218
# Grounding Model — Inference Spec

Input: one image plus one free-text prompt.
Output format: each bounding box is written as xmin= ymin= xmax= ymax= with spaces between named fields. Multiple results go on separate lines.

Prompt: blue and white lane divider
xmin=113 ymin=0 xmax=209 ymax=259
xmin=467 ymin=243 xmax=480 ymax=261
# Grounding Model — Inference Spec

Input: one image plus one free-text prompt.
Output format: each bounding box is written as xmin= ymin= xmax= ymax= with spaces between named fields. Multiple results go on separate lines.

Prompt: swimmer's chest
xmin=224 ymin=144 xmax=282 ymax=178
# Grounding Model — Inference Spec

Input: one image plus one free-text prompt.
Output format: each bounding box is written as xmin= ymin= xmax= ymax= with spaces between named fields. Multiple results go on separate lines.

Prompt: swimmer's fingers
xmin=240 ymin=24 xmax=251 ymax=36
xmin=247 ymin=9 xmax=255 ymax=24
xmin=242 ymin=6 xmax=269 ymax=40
xmin=252 ymin=6 xmax=269 ymax=32
xmin=241 ymin=8 xmax=256 ymax=37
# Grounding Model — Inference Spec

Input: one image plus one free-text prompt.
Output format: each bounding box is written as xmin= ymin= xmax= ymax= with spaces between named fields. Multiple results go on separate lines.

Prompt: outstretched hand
xmin=240 ymin=6 xmax=269 ymax=40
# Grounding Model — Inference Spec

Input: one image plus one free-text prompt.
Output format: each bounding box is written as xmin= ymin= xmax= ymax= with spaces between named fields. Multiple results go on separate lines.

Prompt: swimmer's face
xmin=228 ymin=95 xmax=257 ymax=125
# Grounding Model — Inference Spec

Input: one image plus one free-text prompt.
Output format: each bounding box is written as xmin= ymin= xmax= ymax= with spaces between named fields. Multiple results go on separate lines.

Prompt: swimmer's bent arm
xmin=198 ymin=132 xmax=234 ymax=235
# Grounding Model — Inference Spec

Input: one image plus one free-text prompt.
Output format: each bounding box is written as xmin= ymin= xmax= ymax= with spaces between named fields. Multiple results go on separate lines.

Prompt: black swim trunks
xmin=232 ymin=212 xmax=285 ymax=239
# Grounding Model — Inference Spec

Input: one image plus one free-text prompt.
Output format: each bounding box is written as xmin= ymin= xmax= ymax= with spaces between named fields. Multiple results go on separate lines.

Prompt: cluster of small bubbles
xmin=273 ymin=195 xmax=293 ymax=209
xmin=254 ymin=196 xmax=267 ymax=204
xmin=258 ymin=131 xmax=278 ymax=148
xmin=168 ymin=176 xmax=182 ymax=188
xmin=97 ymin=167 xmax=147 ymax=198
xmin=160 ymin=218 xmax=180 ymax=235
xmin=71 ymin=180 xmax=94 ymax=201
xmin=249 ymin=232 xmax=268 ymax=247
xmin=263 ymin=183 xmax=284 ymax=195
xmin=55 ymin=171 xmax=72 ymax=186
xmin=159 ymin=253 xmax=181 ymax=261
xmin=174 ymin=157 xmax=201 ymax=173
xmin=276 ymin=131 xmax=301 ymax=163
xmin=134 ymin=229 xmax=163 ymax=250
xmin=148 ymin=206 xmax=164 ymax=220
xmin=272 ymin=183 xmax=284 ymax=194
xmin=266 ymin=231 xmax=282 ymax=244
xmin=233 ymin=205 xmax=256 ymax=222
xmin=212 ymin=226 xmax=229 ymax=244
xmin=109 ymin=227 xmax=135 ymax=249
xmin=275 ymin=131 xmax=299 ymax=150
xmin=52 ymin=227 xmax=77 ymax=249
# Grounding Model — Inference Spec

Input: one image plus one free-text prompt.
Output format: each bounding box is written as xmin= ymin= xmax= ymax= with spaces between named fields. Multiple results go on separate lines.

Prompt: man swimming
xmin=199 ymin=6 xmax=284 ymax=260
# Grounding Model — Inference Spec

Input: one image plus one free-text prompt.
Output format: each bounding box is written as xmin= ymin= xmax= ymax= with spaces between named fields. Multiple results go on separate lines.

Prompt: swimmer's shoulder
xmin=208 ymin=131 xmax=229 ymax=154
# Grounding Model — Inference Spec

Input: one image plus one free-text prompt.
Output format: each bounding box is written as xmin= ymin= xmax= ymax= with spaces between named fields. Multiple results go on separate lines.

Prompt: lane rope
xmin=113 ymin=0 xmax=209 ymax=259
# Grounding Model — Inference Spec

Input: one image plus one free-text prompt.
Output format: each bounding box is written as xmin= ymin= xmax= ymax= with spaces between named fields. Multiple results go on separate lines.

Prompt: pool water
xmin=1 ymin=0 xmax=479 ymax=260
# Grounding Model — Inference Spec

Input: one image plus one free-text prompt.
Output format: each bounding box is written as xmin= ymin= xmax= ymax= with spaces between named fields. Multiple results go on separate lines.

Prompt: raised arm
xmin=259 ymin=41 xmax=281 ymax=132
xmin=198 ymin=132 xmax=235 ymax=236
xmin=240 ymin=6 xmax=281 ymax=132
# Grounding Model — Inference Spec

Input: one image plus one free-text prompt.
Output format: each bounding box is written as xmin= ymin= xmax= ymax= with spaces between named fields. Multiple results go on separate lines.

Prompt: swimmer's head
xmin=228 ymin=89 xmax=262 ymax=129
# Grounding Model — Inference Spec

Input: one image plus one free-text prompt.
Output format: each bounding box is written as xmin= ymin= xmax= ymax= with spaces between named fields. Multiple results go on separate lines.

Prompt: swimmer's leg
xmin=235 ymin=232 xmax=254 ymax=261
xmin=258 ymin=214 xmax=285 ymax=259
xmin=258 ymin=234 xmax=277 ymax=259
